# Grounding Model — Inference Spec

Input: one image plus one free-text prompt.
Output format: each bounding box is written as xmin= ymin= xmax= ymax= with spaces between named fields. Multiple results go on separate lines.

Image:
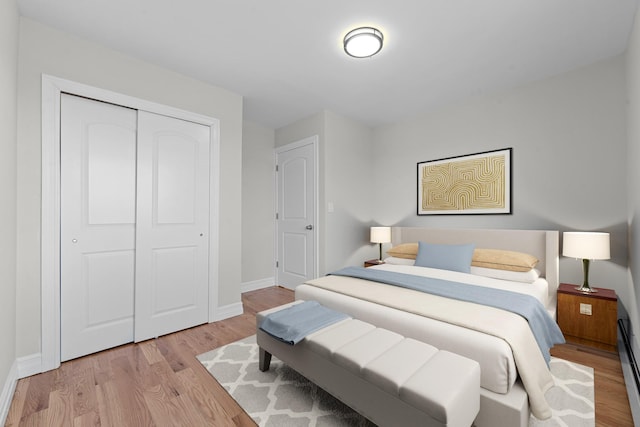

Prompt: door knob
xmin=306 ymin=225 xmax=313 ymax=230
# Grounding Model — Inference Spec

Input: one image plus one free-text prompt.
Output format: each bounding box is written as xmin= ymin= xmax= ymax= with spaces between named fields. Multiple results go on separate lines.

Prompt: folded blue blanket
xmin=330 ymin=266 xmax=565 ymax=364
xmin=259 ymin=301 xmax=350 ymax=345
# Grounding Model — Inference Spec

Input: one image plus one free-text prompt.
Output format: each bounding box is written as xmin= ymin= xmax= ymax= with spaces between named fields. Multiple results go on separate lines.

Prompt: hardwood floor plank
xmin=142 ymin=384 xmax=195 ymax=426
xmin=118 ymin=346 xmax=160 ymax=392
xmin=72 ymin=411 xmax=100 ymax=427
xmin=138 ymin=340 xmax=165 ymax=366
xmin=149 ymin=359 xmax=187 ymax=400
xmin=94 ymin=382 xmax=114 ymax=427
xmin=5 ymin=286 xmax=634 ymax=426
xmin=12 ymin=408 xmax=49 ymax=427
xmin=45 ymin=388 xmax=73 ymax=427
xmin=96 ymin=381 xmax=128 ymax=427
xmin=175 ymin=367 xmax=239 ymax=427
xmin=19 ymin=372 xmax=55 ymax=418
xmin=69 ymin=368 xmax=97 ymax=419
xmin=5 ymin=377 xmax=29 ymax=426
xmin=89 ymin=352 xmax=114 ymax=387
xmin=155 ymin=337 xmax=189 ymax=374
xmin=106 ymin=356 xmax=156 ymax=426
xmin=231 ymin=411 xmax=259 ymax=427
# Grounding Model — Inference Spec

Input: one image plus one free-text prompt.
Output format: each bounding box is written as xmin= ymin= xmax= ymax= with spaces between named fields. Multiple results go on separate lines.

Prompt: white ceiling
xmin=17 ymin=0 xmax=639 ymax=129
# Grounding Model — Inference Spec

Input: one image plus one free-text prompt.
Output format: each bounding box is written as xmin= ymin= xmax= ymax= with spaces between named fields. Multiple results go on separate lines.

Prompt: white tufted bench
xmin=257 ymin=302 xmax=481 ymax=427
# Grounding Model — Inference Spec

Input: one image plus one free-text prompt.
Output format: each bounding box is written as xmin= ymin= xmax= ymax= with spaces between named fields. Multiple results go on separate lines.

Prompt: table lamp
xmin=370 ymin=226 xmax=391 ymax=262
xmin=562 ymin=231 xmax=610 ymax=293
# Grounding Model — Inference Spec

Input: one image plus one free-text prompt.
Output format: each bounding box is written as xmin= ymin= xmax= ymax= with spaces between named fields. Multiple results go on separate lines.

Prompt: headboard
xmin=390 ymin=227 xmax=560 ymax=304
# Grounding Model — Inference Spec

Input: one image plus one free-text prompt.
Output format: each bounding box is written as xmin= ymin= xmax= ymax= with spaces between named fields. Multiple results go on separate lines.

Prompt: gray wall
xmin=242 ymin=121 xmax=276 ymax=285
xmin=0 ymin=0 xmax=19 ymax=407
xmin=323 ymin=111 xmax=375 ymax=271
xmin=274 ymin=111 xmax=376 ymax=277
xmin=15 ymin=18 xmax=244 ymax=358
xmin=627 ymin=9 xmax=640 ymax=358
xmin=371 ymin=56 xmax=630 ymax=328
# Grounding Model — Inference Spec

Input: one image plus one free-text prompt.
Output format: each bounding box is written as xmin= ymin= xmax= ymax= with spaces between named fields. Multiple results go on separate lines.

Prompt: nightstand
xmin=364 ymin=259 xmax=384 ymax=268
xmin=557 ymin=283 xmax=617 ymax=352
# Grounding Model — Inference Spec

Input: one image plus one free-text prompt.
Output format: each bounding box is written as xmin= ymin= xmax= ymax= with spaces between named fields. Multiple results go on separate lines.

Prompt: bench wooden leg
xmin=259 ymin=348 xmax=272 ymax=372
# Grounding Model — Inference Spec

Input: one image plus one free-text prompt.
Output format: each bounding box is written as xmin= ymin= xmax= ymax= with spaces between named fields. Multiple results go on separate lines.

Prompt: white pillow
xmin=383 ymin=256 xmax=415 ymax=266
xmin=470 ymin=266 xmax=541 ymax=283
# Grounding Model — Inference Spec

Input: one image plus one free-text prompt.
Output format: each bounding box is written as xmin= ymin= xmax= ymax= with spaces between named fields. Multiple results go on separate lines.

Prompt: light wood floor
xmin=5 ymin=286 xmax=635 ymax=426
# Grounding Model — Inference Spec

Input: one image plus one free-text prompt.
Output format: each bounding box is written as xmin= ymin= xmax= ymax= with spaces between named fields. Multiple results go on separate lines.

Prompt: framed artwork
xmin=417 ymin=148 xmax=512 ymax=215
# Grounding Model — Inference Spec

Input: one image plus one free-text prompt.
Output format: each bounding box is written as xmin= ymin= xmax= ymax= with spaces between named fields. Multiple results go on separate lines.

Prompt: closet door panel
xmin=86 ymin=125 xmax=137 ymax=224
xmin=135 ymin=111 xmax=210 ymax=341
xmin=152 ymin=247 xmax=198 ymax=312
xmin=156 ymin=136 xmax=198 ymax=224
xmin=60 ymin=94 xmax=137 ymax=361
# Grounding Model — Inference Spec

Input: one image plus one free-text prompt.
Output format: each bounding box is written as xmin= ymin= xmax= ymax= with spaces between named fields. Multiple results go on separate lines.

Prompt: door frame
xmin=274 ymin=136 xmax=319 ymax=287
xmin=41 ymin=74 xmax=221 ymax=371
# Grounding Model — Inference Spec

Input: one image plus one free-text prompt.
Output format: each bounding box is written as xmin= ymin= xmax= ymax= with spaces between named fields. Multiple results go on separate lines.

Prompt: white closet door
xmin=134 ymin=111 xmax=211 ymax=342
xmin=60 ymin=94 xmax=137 ymax=361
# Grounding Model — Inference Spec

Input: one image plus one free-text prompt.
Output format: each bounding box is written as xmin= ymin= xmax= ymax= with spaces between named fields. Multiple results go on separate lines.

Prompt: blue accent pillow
xmin=414 ymin=242 xmax=476 ymax=273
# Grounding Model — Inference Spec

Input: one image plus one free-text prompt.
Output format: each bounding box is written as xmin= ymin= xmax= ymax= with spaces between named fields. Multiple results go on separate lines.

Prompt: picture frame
xmin=417 ymin=148 xmax=512 ymax=215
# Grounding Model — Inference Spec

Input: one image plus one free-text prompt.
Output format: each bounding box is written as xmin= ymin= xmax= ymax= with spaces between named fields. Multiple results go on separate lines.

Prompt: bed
xmin=295 ymin=227 xmax=562 ymax=427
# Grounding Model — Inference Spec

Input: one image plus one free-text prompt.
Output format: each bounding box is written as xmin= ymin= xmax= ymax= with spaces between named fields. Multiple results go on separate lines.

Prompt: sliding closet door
xmin=61 ymin=96 xmax=212 ymax=360
xmin=134 ymin=111 xmax=211 ymax=341
xmin=60 ymin=94 xmax=137 ymax=361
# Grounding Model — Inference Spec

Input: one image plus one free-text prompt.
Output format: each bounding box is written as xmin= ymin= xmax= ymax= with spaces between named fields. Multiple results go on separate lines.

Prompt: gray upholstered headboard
xmin=390 ymin=227 xmax=560 ymax=305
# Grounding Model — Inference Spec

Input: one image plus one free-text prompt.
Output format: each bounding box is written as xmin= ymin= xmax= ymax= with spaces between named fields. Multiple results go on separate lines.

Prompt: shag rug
xmin=197 ymin=336 xmax=594 ymax=427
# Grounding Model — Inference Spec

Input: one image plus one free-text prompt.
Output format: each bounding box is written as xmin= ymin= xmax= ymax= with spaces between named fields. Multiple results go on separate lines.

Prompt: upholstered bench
xmin=257 ymin=302 xmax=481 ymax=427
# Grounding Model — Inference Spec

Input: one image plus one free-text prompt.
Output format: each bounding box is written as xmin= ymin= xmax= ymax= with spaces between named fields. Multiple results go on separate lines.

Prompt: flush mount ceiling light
xmin=343 ymin=27 xmax=383 ymax=58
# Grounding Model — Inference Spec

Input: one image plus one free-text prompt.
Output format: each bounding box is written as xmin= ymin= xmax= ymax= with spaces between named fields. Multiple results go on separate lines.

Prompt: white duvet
xmin=296 ymin=264 xmax=557 ymax=420
xmin=372 ymin=263 xmax=550 ymax=307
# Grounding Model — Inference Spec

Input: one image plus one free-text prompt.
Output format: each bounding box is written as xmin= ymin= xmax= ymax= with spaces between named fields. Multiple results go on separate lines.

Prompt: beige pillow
xmin=386 ymin=243 xmax=418 ymax=259
xmin=471 ymin=248 xmax=538 ymax=272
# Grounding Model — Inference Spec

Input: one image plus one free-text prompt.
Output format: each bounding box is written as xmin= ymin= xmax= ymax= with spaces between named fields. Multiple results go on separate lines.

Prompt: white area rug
xmin=198 ymin=336 xmax=594 ymax=427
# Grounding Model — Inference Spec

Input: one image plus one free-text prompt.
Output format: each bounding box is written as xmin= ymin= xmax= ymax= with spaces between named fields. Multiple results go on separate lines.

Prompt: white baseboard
xmin=0 ymin=360 xmax=18 ymax=426
xmin=241 ymin=277 xmax=275 ymax=293
xmin=17 ymin=353 xmax=42 ymax=379
xmin=211 ymin=301 xmax=244 ymax=322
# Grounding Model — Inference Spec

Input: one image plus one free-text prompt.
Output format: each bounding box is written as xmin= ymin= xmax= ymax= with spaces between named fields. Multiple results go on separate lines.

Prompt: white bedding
xmin=372 ymin=263 xmax=550 ymax=308
xmin=296 ymin=281 xmax=518 ymax=393
xmin=296 ymin=264 xmax=553 ymax=397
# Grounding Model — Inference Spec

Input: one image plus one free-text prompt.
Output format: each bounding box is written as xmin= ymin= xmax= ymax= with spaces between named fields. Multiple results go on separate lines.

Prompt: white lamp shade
xmin=370 ymin=226 xmax=391 ymax=244
xmin=562 ymin=232 xmax=610 ymax=260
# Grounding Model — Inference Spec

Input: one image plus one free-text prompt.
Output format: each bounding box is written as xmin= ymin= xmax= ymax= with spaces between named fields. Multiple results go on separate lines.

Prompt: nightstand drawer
xmin=557 ymin=283 xmax=617 ymax=351
xmin=364 ymin=259 xmax=384 ymax=268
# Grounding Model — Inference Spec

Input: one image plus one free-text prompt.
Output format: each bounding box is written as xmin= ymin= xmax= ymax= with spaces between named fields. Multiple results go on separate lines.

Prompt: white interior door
xmin=276 ymin=138 xmax=317 ymax=289
xmin=134 ymin=111 xmax=211 ymax=342
xmin=60 ymin=94 xmax=137 ymax=361
xmin=61 ymin=95 xmax=211 ymax=359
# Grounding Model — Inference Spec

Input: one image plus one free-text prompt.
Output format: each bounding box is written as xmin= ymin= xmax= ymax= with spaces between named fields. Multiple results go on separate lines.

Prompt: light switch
xmin=579 ymin=303 xmax=592 ymax=316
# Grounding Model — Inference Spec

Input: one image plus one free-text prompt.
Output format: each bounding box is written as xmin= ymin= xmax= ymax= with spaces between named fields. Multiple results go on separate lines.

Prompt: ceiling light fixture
xmin=344 ymin=27 xmax=383 ymax=58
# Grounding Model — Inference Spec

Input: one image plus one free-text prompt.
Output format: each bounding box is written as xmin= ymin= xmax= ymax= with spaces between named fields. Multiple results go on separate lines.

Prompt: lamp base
xmin=576 ymin=259 xmax=597 ymax=293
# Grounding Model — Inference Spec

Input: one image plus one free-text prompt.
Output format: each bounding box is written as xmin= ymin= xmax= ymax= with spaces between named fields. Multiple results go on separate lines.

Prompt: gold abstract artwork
xmin=417 ymin=149 xmax=511 ymax=215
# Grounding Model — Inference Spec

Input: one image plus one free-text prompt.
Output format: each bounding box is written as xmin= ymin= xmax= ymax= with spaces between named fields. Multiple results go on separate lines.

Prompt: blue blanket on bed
xmin=259 ymin=301 xmax=350 ymax=345
xmin=330 ymin=266 xmax=564 ymax=364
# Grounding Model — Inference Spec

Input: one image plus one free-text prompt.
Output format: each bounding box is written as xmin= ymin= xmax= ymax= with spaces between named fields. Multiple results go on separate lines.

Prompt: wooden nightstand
xmin=557 ymin=283 xmax=617 ymax=352
xmin=364 ymin=259 xmax=384 ymax=268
